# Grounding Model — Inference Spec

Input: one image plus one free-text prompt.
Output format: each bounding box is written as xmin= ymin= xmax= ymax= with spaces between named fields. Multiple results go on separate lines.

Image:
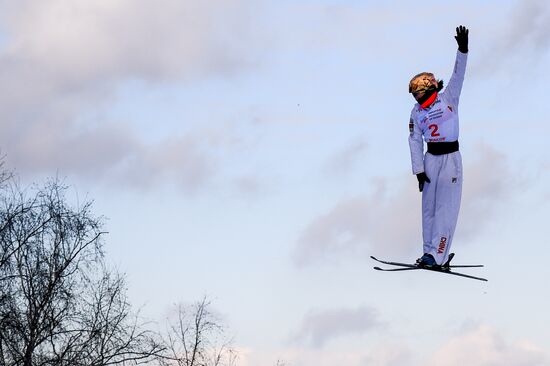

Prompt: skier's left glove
xmin=416 ymin=172 xmax=431 ymax=192
xmin=455 ymin=25 xmax=469 ymax=53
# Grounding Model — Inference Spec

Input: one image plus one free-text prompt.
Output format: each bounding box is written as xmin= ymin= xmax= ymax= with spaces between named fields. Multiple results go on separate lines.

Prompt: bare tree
xmin=160 ymin=297 xmax=237 ymax=366
xmin=0 ymin=176 xmax=163 ymax=366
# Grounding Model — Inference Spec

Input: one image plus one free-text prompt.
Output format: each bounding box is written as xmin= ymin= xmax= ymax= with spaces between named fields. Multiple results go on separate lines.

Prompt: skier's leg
xmin=422 ymin=153 xmax=439 ymax=256
xmin=431 ymin=152 xmax=463 ymax=265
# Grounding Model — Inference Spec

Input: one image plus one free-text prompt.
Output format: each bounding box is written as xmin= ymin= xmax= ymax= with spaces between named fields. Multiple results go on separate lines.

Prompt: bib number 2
xmin=428 ymin=124 xmax=440 ymax=137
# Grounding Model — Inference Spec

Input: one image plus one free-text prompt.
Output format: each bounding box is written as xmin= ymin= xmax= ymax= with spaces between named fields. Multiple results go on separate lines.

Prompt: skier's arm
xmin=408 ymin=113 xmax=424 ymax=175
xmin=445 ymin=26 xmax=468 ymax=105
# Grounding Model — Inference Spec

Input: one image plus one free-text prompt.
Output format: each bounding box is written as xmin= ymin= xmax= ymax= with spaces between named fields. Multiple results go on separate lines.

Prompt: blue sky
xmin=1 ymin=1 xmax=550 ymax=365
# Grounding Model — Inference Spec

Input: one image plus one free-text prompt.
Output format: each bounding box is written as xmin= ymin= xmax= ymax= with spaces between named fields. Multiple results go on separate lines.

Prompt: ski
xmin=370 ymin=256 xmax=417 ymax=269
xmin=446 ymin=264 xmax=484 ymax=268
xmin=373 ymin=266 xmax=420 ymax=272
xmin=370 ymin=255 xmax=484 ymax=269
xmin=434 ymin=268 xmax=487 ymax=281
xmin=371 ymin=256 xmax=488 ymax=282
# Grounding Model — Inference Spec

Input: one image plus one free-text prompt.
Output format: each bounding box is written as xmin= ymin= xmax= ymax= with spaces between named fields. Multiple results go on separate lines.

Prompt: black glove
xmin=416 ymin=172 xmax=431 ymax=192
xmin=455 ymin=25 xmax=469 ymax=53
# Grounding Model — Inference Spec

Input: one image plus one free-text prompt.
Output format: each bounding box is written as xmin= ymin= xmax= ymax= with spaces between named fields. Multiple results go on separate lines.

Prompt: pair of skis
xmin=371 ymin=254 xmax=487 ymax=281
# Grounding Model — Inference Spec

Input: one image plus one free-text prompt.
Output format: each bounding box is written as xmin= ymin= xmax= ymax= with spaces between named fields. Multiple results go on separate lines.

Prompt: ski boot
xmin=416 ymin=253 xmax=438 ymax=268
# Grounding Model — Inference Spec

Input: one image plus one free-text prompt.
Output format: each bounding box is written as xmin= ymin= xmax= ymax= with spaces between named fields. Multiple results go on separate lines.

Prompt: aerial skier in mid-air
xmin=408 ymin=25 xmax=469 ymax=268
xmin=372 ymin=25 xmax=486 ymax=281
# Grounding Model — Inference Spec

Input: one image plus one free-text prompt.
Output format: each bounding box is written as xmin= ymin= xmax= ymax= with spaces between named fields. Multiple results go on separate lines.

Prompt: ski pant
xmin=422 ymin=151 xmax=462 ymax=265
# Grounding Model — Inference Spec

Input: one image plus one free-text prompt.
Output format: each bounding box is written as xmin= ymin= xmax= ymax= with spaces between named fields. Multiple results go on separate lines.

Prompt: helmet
xmin=409 ymin=72 xmax=441 ymax=94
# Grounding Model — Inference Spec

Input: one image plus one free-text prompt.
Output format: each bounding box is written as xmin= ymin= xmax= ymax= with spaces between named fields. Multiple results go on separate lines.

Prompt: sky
xmin=1 ymin=0 xmax=550 ymax=365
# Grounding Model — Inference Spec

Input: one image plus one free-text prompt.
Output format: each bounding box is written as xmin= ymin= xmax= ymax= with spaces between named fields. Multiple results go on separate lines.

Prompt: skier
xmin=408 ymin=25 xmax=469 ymax=268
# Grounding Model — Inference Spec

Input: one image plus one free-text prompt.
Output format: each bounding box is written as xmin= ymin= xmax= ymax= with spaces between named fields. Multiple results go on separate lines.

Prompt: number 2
xmin=428 ymin=124 xmax=440 ymax=137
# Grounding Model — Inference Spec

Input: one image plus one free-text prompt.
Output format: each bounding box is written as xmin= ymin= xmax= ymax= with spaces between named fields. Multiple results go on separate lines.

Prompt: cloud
xmin=476 ymin=0 xmax=550 ymax=74
xmin=290 ymin=305 xmax=381 ymax=348
xmin=294 ymin=143 xmax=517 ymax=266
xmin=425 ymin=325 xmax=549 ymax=366
xmin=361 ymin=343 xmax=413 ymax=366
xmin=0 ymin=0 xmax=257 ymax=86
xmin=494 ymin=0 xmax=550 ymax=53
xmin=3 ymin=115 xmax=224 ymax=193
xmin=8 ymin=121 xmax=139 ymax=179
xmin=293 ymin=187 xmax=420 ymax=266
xmin=0 ymin=0 xmax=261 ymax=189
xmin=112 ymin=135 xmax=218 ymax=193
xmin=233 ymin=175 xmax=266 ymax=198
xmin=323 ymin=140 xmax=368 ymax=177
xmin=458 ymin=143 xmax=516 ymax=240
xmin=241 ymin=324 xmax=549 ymax=366
xmin=240 ymin=345 xmax=411 ymax=366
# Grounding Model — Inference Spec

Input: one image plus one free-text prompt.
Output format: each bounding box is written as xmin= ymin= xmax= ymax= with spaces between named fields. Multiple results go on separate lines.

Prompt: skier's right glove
xmin=416 ymin=172 xmax=431 ymax=192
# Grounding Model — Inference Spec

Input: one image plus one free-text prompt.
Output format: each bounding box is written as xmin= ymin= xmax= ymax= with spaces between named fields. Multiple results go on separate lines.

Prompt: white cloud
xmin=458 ymin=143 xmax=516 ymax=240
xmin=293 ymin=187 xmax=420 ymax=266
xmin=112 ymin=135 xmax=218 ymax=193
xmin=233 ymin=175 xmax=265 ymax=198
xmin=0 ymin=0 xmax=257 ymax=86
xmin=294 ymin=143 xmax=517 ymax=266
xmin=475 ymin=0 xmax=550 ymax=75
xmin=239 ymin=344 xmax=412 ymax=366
xmin=290 ymin=305 xmax=381 ymax=348
xmin=323 ymin=140 xmax=368 ymax=177
xmin=0 ymin=0 xmax=261 ymax=188
xmin=240 ymin=324 xmax=549 ymax=366
xmin=494 ymin=0 xmax=550 ymax=53
xmin=425 ymin=325 xmax=550 ymax=366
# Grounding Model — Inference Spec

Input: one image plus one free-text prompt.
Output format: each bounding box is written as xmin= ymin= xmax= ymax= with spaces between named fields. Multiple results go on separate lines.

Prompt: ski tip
xmin=373 ymin=266 xmax=383 ymax=271
xmin=370 ymin=255 xmax=377 ymax=260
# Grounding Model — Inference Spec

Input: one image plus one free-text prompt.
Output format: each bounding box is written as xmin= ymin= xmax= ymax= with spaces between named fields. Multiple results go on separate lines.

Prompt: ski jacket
xmin=408 ymin=51 xmax=468 ymax=174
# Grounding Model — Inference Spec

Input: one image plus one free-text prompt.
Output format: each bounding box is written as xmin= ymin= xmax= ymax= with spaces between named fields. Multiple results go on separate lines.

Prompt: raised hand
xmin=455 ymin=25 xmax=469 ymax=53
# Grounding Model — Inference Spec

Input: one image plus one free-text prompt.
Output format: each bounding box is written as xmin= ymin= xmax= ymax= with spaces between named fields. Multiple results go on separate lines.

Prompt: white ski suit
xmin=408 ymin=50 xmax=468 ymax=265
